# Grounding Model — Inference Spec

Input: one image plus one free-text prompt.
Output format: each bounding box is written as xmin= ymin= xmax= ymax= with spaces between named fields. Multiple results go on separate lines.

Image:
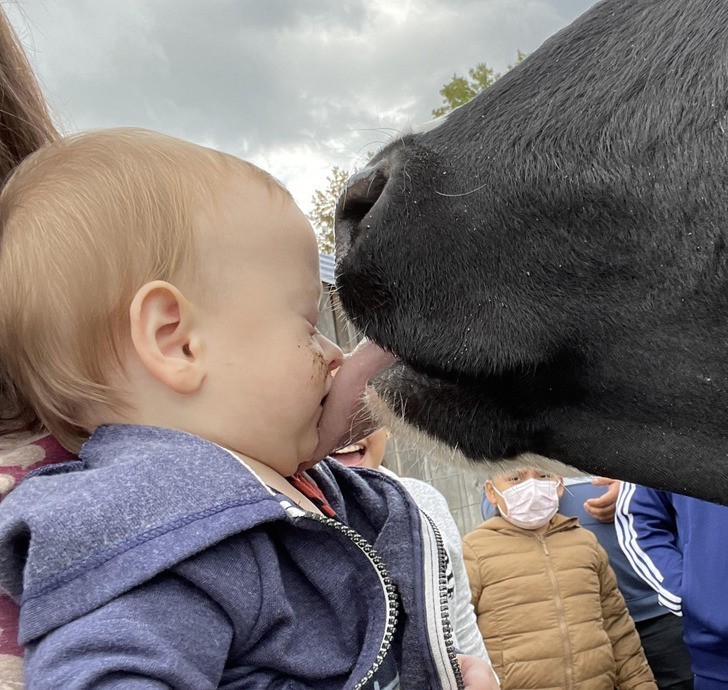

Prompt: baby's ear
xmin=129 ymin=280 xmax=204 ymax=394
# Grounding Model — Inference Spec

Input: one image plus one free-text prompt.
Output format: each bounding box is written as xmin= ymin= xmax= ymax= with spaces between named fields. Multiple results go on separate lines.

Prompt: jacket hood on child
xmin=0 ymin=424 xmax=462 ymax=690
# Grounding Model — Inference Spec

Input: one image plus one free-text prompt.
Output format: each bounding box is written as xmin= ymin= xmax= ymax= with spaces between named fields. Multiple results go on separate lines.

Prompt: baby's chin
xmin=292 ymin=427 xmax=325 ymax=474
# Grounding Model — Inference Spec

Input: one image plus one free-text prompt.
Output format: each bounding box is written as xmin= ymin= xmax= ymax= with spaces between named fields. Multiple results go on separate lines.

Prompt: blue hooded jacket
xmin=0 ymin=424 xmax=463 ymax=690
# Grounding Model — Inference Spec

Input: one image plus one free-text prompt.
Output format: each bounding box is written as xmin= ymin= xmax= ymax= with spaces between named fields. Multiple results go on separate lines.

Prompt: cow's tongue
xmin=304 ymin=340 xmax=395 ymax=468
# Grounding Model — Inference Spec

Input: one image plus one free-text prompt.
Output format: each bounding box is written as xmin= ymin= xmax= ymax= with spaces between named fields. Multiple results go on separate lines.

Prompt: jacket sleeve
xmin=406 ymin=481 xmax=489 ymax=661
xmin=596 ymin=544 xmax=656 ymax=689
xmin=615 ymin=482 xmax=683 ymax=614
xmin=24 ymin=572 xmax=233 ymax=689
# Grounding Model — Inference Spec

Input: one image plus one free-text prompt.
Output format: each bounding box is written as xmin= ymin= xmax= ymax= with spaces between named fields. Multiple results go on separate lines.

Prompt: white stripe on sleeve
xmin=615 ymin=482 xmax=682 ymax=614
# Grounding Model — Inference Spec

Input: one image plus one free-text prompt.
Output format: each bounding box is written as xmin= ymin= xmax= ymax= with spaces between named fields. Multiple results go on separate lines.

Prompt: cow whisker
xmin=434 ymin=182 xmax=488 ymax=198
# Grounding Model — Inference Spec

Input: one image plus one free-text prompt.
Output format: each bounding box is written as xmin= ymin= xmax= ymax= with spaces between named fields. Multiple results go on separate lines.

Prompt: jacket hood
xmin=0 ymin=424 xmax=290 ymax=641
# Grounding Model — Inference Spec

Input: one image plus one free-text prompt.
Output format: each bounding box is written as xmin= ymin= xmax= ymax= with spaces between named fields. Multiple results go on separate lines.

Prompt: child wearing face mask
xmin=462 ymin=468 xmax=656 ymax=690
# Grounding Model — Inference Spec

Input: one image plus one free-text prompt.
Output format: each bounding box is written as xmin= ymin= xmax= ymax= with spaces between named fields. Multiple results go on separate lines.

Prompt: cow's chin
xmin=367 ymin=361 xmax=582 ymax=481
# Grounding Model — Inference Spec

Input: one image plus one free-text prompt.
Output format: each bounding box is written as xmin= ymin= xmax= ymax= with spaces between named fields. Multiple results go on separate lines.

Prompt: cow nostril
xmin=340 ymin=164 xmax=389 ymax=222
xmin=335 ymin=162 xmax=389 ymax=254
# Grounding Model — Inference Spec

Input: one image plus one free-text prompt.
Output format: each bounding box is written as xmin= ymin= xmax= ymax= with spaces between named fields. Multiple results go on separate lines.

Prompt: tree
xmin=508 ymin=49 xmax=528 ymax=71
xmin=432 ymin=63 xmax=498 ymax=117
xmin=432 ymin=51 xmax=526 ymax=117
xmin=309 ymin=165 xmax=349 ymax=254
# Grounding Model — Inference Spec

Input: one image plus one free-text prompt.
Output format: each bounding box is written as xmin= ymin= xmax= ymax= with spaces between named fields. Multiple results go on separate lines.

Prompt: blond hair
xmin=0 ymin=128 xmax=282 ymax=451
xmin=0 ymin=6 xmax=59 ymax=427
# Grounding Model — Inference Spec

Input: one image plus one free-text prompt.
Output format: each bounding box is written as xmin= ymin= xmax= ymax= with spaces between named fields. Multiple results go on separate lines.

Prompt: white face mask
xmin=494 ymin=478 xmax=561 ymax=530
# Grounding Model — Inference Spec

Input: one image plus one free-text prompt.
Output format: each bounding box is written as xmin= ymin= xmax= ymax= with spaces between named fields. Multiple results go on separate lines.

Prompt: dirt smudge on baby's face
xmin=310 ymin=342 xmax=329 ymax=383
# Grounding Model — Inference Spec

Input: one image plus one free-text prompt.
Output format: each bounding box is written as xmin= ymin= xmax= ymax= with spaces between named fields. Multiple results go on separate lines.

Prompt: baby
xmin=0 ymin=129 xmax=493 ymax=688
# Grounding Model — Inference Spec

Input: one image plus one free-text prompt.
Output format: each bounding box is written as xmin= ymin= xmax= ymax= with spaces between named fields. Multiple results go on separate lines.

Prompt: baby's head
xmin=0 ymin=128 xmax=342 ymax=474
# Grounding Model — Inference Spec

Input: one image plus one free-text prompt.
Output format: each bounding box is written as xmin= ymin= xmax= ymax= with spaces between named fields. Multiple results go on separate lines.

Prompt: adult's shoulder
xmin=397 ymin=476 xmax=450 ymax=515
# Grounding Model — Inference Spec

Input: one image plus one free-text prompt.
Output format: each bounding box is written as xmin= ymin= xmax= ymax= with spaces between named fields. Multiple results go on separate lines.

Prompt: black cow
xmin=334 ymin=0 xmax=728 ymax=504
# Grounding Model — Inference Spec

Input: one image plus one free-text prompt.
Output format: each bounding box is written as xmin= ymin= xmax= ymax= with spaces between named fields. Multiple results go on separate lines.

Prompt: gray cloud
xmin=9 ymin=0 xmax=596 ymax=208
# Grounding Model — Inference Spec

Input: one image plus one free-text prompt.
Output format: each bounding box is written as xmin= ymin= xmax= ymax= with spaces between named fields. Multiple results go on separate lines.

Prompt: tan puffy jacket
xmin=463 ymin=514 xmax=656 ymax=690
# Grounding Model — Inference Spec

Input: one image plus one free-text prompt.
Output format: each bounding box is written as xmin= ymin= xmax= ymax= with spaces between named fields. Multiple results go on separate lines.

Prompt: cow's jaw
xmin=363 ymin=374 xmax=582 ymax=480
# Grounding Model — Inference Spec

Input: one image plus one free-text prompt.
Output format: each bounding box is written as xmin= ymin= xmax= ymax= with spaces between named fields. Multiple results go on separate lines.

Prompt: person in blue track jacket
xmin=616 ymin=483 xmax=728 ymax=690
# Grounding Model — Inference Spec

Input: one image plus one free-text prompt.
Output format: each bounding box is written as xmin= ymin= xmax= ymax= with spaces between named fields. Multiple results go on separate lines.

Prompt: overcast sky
xmin=8 ymin=0 xmax=596 ymax=220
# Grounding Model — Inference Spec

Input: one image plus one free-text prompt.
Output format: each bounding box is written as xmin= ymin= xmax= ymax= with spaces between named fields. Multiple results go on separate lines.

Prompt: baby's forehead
xmin=203 ymin=164 xmax=292 ymax=219
xmin=198 ymin=174 xmax=294 ymax=246
xmin=221 ymin=158 xmax=291 ymax=201
xmin=193 ymin=169 xmax=318 ymax=286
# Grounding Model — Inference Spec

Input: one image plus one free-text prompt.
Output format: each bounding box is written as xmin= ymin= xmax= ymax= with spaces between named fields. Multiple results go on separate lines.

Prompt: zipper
xmin=538 ymin=534 xmax=574 ymax=690
xmin=420 ymin=511 xmax=465 ymax=690
xmin=297 ymin=509 xmax=400 ymax=690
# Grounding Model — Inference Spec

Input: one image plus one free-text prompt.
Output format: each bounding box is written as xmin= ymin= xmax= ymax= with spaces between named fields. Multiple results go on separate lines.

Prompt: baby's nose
xmin=324 ymin=337 xmax=344 ymax=371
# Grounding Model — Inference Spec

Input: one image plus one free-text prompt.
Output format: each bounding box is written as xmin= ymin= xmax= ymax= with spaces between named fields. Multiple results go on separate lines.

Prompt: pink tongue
xmin=330 ymin=451 xmax=364 ymax=467
xmin=304 ymin=340 xmax=395 ymax=468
